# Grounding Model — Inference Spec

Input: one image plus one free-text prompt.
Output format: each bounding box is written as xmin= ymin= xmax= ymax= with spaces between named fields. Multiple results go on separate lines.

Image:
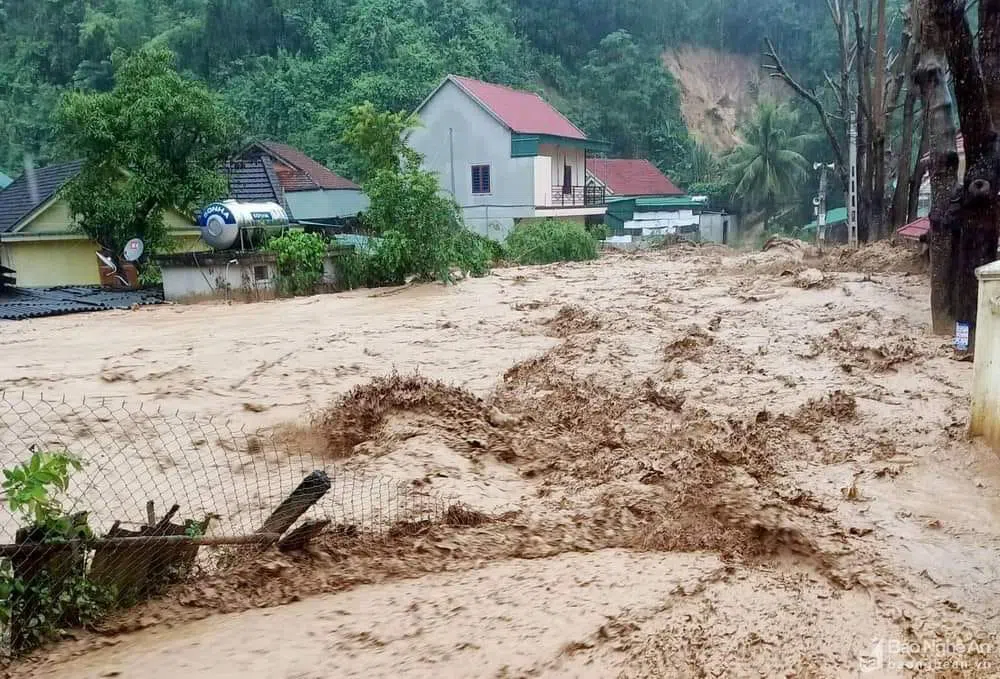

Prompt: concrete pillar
xmin=970 ymin=260 xmax=1000 ymax=449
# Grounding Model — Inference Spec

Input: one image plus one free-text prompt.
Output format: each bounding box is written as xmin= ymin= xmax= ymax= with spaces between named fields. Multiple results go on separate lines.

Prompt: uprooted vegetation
xmin=543 ymin=305 xmax=603 ymax=337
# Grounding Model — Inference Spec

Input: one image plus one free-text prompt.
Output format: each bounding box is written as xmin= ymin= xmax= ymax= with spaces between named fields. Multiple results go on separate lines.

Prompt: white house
xmin=409 ymin=75 xmax=610 ymax=241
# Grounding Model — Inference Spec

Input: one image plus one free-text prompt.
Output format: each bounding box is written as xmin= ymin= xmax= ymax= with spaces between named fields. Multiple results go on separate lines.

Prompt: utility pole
xmin=847 ymin=113 xmax=859 ymax=248
xmin=813 ymin=162 xmax=834 ymax=243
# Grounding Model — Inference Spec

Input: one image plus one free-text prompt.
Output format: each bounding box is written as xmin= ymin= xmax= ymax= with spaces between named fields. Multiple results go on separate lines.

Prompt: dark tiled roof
xmin=0 ymin=286 xmax=163 ymax=321
xmin=222 ymin=158 xmax=284 ymax=204
xmin=0 ymin=161 xmax=84 ymax=233
xmin=449 ymin=75 xmax=587 ymax=140
xmin=255 ymin=142 xmax=360 ymax=191
xmin=587 ymin=159 xmax=683 ymax=197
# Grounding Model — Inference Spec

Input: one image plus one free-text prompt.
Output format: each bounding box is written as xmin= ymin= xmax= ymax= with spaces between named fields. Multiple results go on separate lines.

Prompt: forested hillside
xmin=0 ymin=0 xmax=834 ymax=187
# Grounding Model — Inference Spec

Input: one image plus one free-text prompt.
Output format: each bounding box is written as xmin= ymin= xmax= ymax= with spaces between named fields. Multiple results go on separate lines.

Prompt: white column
xmin=970 ymin=260 xmax=1000 ymax=450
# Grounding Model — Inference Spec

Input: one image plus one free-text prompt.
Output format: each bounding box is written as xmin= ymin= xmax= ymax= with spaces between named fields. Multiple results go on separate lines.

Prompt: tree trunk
xmin=915 ymin=0 xmax=960 ymax=335
xmin=891 ymin=89 xmax=918 ymax=229
xmin=870 ymin=0 xmax=889 ymax=240
xmin=918 ymin=0 xmax=1000 ymax=346
xmin=981 ymin=0 xmax=1000 ymax=120
xmin=908 ymin=111 xmax=931 ymax=223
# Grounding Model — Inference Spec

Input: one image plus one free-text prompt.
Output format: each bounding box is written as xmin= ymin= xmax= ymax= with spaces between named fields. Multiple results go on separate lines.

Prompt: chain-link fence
xmin=0 ymin=392 xmax=458 ymax=655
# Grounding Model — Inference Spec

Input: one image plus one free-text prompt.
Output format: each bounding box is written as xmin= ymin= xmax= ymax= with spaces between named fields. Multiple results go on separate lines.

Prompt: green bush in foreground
xmin=504 ymin=220 xmax=600 ymax=265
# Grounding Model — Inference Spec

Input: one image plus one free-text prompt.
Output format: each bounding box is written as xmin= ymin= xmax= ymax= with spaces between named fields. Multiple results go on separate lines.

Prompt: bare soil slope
xmin=663 ymin=46 xmax=788 ymax=152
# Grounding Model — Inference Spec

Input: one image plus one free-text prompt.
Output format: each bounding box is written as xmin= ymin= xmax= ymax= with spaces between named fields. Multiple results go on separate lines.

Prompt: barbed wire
xmin=0 ymin=392 xmax=459 ymax=655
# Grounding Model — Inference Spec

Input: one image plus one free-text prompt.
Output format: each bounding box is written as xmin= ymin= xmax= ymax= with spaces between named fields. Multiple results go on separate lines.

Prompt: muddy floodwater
xmin=6 ymin=242 xmax=1000 ymax=678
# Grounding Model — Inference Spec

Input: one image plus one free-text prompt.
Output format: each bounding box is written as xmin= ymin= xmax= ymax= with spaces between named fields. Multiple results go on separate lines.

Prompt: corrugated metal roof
xmin=255 ymin=142 xmax=360 ymax=191
xmin=0 ymin=286 xmax=163 ymax=321
xmin=802 ymin=207 xmax=849 ymax=231
xmin=897 ymin=217 xmax=929 ymax=240
xmin=0 ymin=161 xmax=84 ymax=233
xmin=587 ymin=159 xmax=683 ymax=197
xmin=449 ymin=75 xmax=588 ymax=140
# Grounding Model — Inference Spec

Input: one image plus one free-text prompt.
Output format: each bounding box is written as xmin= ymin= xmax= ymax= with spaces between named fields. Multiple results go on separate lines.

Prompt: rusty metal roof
xmin=253 ymin=142 xmax=360 ymax=192
xmin=587 ymin=159 xmax=683 ymax=197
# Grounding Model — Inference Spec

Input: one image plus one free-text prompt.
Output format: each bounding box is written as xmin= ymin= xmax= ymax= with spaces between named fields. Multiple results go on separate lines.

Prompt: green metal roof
xmin=802 ymin=207 xmax=848 ymax=230
xmin=511 ymin=133 xmax=611 ymax=157
xmin=605 ymin=195 xmax=707 ymax=223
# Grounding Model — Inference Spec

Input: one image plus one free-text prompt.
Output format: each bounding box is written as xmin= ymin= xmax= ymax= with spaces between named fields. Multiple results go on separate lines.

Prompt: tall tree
xmin=725 ymin=101 xmax=812 ymax=231
xmin=914 ymin=0 xmax=1000 ymax=344
xmin=56 ymin=48 xmax=243 ymax=269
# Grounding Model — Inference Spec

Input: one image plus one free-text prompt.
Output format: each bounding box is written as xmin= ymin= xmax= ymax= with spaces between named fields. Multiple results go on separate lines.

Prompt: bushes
xmin=269 ymin=231 xmax=327 ymax=296
xmin=504 ymin=220 xmax=600 ymax=265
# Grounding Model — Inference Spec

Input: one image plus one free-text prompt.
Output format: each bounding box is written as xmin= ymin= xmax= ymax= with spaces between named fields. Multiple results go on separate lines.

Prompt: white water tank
xmin=197 ymin=200 xmax=289 ymax=249
xmin=971 ymin=259 xmax=1000 ymax=451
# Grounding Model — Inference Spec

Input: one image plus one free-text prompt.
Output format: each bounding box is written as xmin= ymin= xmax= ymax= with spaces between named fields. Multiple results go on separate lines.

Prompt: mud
xmin=6 ymin=244 xmax=1000 ymax=678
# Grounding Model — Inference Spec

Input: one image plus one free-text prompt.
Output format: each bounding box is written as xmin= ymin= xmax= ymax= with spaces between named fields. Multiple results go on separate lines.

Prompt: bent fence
xmin=0 ymin=393 xmax=456 ymax=655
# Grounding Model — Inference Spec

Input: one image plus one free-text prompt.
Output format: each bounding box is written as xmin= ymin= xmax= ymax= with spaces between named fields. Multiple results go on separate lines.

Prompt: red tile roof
xmin=256 ymin=141 xmax=360 ymax=192
xmin=449 ymin=76 xmax=587 ymax=140
xmin=587 ymin=159 xmax=683 ymax=197
xmin=897 ymin=216 xmax=930 ymax=240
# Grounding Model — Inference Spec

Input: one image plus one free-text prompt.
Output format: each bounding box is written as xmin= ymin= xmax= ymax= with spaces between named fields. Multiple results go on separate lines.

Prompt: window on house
xmin=563 ymin=165 xmax=572 ymax=194
xmin=471 ymin=164 xmax=491 ymax=194
xmin=253 ymin=265 xmax=269 ymax=282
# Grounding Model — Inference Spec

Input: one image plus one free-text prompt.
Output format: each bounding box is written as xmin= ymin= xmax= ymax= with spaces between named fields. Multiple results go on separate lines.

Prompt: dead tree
xmin=915 ymin=0 xmax=1000 ymax=343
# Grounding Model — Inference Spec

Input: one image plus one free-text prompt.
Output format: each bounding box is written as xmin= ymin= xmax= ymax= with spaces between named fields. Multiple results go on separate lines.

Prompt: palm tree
xmin=725 ymin=101 xmax=812 ymax=232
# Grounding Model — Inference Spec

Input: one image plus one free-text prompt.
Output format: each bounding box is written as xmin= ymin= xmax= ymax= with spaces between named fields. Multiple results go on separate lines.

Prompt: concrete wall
xmin=698 ymin=213 xmax=735 ymax=244
xmin=161 ymin=251 xmax=345 ymax=303
xmin=161 ymin=256 xmax=276 ymax=303
xmin=409 ymin=80 xmax=537 ymax=237
xmin=286 ymin=189 xmax=370 ymax=220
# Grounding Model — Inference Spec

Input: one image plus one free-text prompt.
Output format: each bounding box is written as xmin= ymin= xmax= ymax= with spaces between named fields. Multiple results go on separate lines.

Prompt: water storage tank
xmin=197 ymin=200 xmax=290 ymax=250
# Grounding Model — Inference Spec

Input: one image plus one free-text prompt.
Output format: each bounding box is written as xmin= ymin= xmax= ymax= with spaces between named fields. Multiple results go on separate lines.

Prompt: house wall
xmin=538 ymin=144 xmax=586 ymax=191
xmin=21 ymin=199 xmax=192 ymax=235
xmin=286 ymin=189 xmax=370 ymax=220
xmin=0 ymin=239 xmax=102 ymax=286
xmin=2 ymin=196 xmax=205 ymax=287
xmin=409 ymin=80 xmax=536 ymax=239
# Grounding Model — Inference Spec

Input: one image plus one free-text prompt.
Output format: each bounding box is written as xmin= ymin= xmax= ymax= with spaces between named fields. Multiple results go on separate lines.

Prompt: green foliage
xmin=0 ymin=0 xmax=839 ymax=204
xmin=339 ymin=104 xmax=493 ymax=287
xmin=577 ymin=31 xmax=690 ymax=174
xmin=0 ymin=564 xmax=115 ymax=653
xmin=268 ymin=230 xmax=328 ymax=296
xmin=339 ymin=102 xmax=420 ymax=183
xmin=723 ymin=100 xmax=814 ymax=229
xmin=0 ymin=451 xmax=114 ymax=653
xmin=55 ymin=47 xmax=243 ymax=267
xmin=2 ymin=451 xmax=83 ymax=533
xmin=504 ymin=220 xmax=599 ymax=265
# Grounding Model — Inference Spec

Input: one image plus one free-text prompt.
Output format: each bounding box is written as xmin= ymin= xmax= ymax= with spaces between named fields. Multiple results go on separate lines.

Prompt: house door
xmin=563 ymin=165 xmax=572 ymax=194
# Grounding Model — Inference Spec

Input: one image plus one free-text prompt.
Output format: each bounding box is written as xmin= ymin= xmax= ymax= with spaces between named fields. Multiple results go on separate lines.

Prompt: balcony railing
xmin=543 ymin=185 xmax=607 ymax=208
